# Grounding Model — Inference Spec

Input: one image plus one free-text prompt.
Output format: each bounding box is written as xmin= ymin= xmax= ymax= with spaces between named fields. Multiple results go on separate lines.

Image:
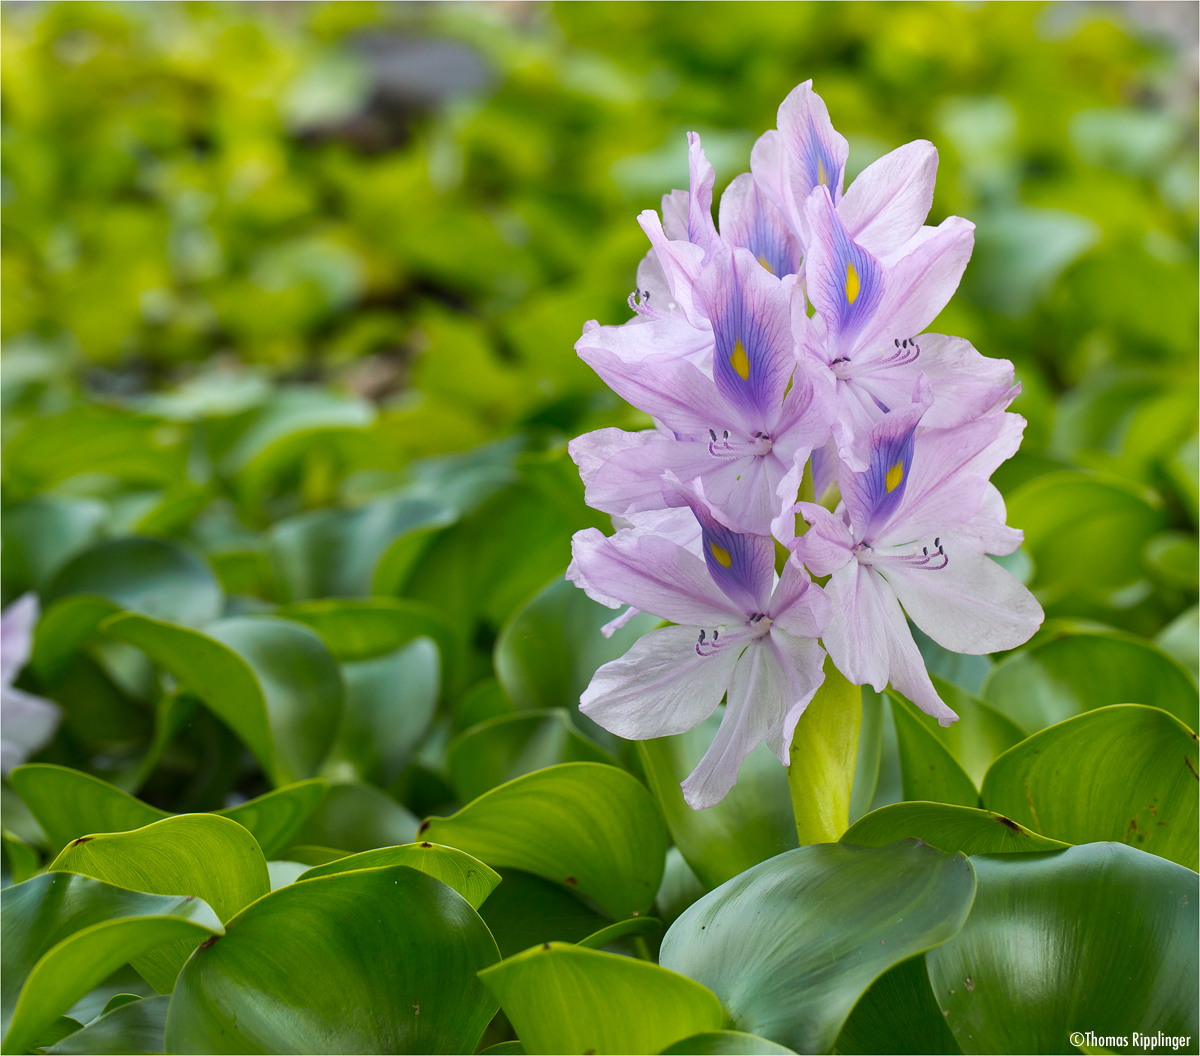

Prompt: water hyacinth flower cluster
xmin=567 ymin=81 xmax=1044 ymax=809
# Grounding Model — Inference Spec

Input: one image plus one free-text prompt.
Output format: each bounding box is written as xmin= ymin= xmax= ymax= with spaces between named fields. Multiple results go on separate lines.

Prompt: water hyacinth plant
xmin=2 ymin=5 xmax=1198 ymax=1053
xmin=570 ymin=80 xmax=1043 ymax=814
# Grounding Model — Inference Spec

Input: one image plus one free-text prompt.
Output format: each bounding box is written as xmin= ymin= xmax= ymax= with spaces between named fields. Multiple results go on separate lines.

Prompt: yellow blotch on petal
xmin=709 ymin=542 xmax=732 ymax=568
xmin=817 ymin=158 xmax=828 ymax=187
xmin=885 ymin=461 xmax=904 ymax=493
xmin=845 ymin=263 xmax=860 ymax=305
xmin=757 ymin=254 xmax=774 ymax=275
xmin=730 ymin=339 xmax=750 ymax=380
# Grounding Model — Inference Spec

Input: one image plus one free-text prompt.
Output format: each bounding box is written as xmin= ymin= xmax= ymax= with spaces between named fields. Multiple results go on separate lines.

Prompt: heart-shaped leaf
xmin=981 ymin=705 xmax=1199 ymax=869
xmin=984 ymin=628 xmax=1199 ymax=734
xmin=333 ymin=637 xmax=439 ymax=785
xmin=204 ymin=616 xmax=343 ymax=784
xmin=448 ymin=709 xmax=619 ymax=804
xmin=10 ymin=764 xmax=327 ymax=858
xmin=835 ymin=956 xmax=960 ymax=1056
xmin=290 ymin=781 xmax=419 ymax=853
xmin=479 ymin=942 xmax=724 ymax=1056
xmin=165 ymin=865 xmax=499 ymax=1054
xmin=46 ymin=538 xmax=223 ymax=628
xmin=2 ymin=873 xmax=220 ymax=1055
xmin=843 ymin=801 xmax=1068 ymax=855
xmin=268 ymin=495 xmax=453 ymax=602
xmin=659 ymin=841 xmax=976 ymax=1054
xmin=45 ymin=995 xmax=170 ymax=1055
xmin=297 ymin=842 xmax=500 ymax=909
xmin=908 ymin=676 xmax=1026 ymax=786
xmin=98 ymin=615 xmax=278 ymax=782
xmin=638 ymin=711 xmax=797 ymax=890
xmin=30 ymin=595 xmax=120 ymax=682
xmin=420 ymin=763 xmax=666 ymax=919
xmin=494 ymin=576 xmax=660 ymax=746
xmin=927 ymin=844 xmax=1198 ymax=1053
xmin=48 ymin=814 xmax=269 ymax=990
xmin=477 ymin=869 xmax=607 ymax=959
xmin=577 ymin=916 xmax=663 ymax=950
xmin=889 ymin=694 xmax=979 ymax=807
xmin=279 ymin=597 xmax=457 ymax=668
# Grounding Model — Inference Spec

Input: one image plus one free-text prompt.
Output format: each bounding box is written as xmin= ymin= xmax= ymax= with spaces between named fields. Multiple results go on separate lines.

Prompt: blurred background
xmin=1 ymin=2 xmax=1196 ymax=816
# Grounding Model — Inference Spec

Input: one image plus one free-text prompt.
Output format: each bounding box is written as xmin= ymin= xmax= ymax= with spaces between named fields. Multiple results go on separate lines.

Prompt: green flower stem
xmin=786 ymin=656 xmax=862 ymax=845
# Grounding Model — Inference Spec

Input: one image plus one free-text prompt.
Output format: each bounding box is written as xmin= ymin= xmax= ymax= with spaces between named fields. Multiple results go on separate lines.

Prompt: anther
xmin=923 ymin=547 xmax=928 ymax=556
xmin=934 ymin=537 xmax=941 ymax=546
xmin=723 ymin=430 xmax=729 ymax=440
xmin=709 ymin=429 xmax=717 ymax=442
xmin=698 ymin=630 xmax=706 ymax=643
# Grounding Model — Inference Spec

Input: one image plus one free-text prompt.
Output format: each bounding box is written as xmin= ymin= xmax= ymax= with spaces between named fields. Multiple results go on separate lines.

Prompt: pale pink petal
xmin=1 ymin=685 xmax=61 ymax=777
xmin=876 ymin=541 xmax=1043 ymax=655
xmin=637 ymin=210 xmax=709 ymax=328
xmin=768 ymin=558 xmax=831 ymax=639
xmin=574 ymin=346 xmax=754 ymax=440
xmin=839 ymin=140 xmax=938 ymax=257
xmin=568 ymin=527 xmax=742 ymax=627
xmin=820 ymin=561 xmax=892 ymax=692
xmin=718 ymin=173 xmax=802 ymax=278
xmin=681 ymin=638 xmax=789 ymax=807
xmin=1 ymin=593 xmax=39 ymax=686
xmin=574 ymin=314 xmax=711 ymax=367
xmin=580 ymin=624 xmax=740 ymax=739
xmin=787 ymin=501 xmax=855 ymax=576
xmin=686 ymin=133 xmax=719 ymax=248
xmin=876 ymin=411 xmax=1025 ymax=547
xmin=769 ymin=630 xmax=829 ymax=764
xmin=569 ymin=428 xmax=657 ymax=490
xmin=873 ymin=579 xmax=959 ymax=725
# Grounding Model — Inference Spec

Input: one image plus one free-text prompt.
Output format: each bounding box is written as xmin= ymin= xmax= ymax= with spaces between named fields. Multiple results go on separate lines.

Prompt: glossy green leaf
xmin=2 ymin=830 xmax=40 ymax=885
xmin=297 ymin=842 xmax=500 ymax=909
xmin=844 ymin=801 xmax=1069 ymax=856
xmin=204 ymin=616 xmax=344 ymax=784
xmin=477 ymin=869 xmax=607 ymax=959
xmin=46 ymin=995 xmax=170 ymax=1055
xmin=913 ymin=675 xmax=1026 ymax=786
xmin=659 ymin=1032 xmax=797 ymax=1055
xmin=983 ymin=628 xmax=1199 ymax=734
xmin=448 ymin=708 xmax=619 ymax=804
xmin=30 ymin=595 xmax=120 ymax=681
xmin=577 ymin=915 xmax=662 ymax=950
xmin=1157 ymin=605 xmax=1199 ymax=682
xmin=835 ymin=956 xmax=960 ymax=1056
xmin=98 ymin=615 xmax=278 ymax=782
xmin=659 ymin=841 xmax=976 ymax=1054
xmin=927 ymin=844 xmax=1198 ymax=1053
xmin=280 ymin=596 xmax=459 ymax=683
xmin=981 ymin=705 xmax=1199 ymax=869
xmin=332 ymin=637 xmax=439 ymax=785
xmin=1 ymin=496 xmax=106 ymax=595
xmin=165 ymin=865 xmax=500 ymax=1054
xmin=494 ymin=576 xmax=660 ymax=741
xmin=32 ymin=1017 xmax=82 ymax=1050
xmin=655 ymin=848 xmax=706 ymax=927
xmin=479 ymin=942 xmax=724 ymax=1056
xmin=218 ymin=780 xmax=329 ymax=859
xmin=1005 ymin=471 xmax=1165 ymax=599
xmin=268 ymin=495 xmax=453 ymax=602
xmin=48 ymin=814 xmax=269 ymax=991
xmin=291 ymin=781 xmax=420 ymax=852
xmin=848 ymin=689 xmax=885 ymax=824
xmin=452 ymin=678 xmax=515 ymax=734
xmin=639 ymin=711 xmax=797 ymax=890
xmin=420 ymin=763 xmax=666 ymax=919
xmin=46 ymin=537 xmax=223 ymax=628
xmin=1 ymin=873 xmax=220 ymax=1055
xmin=889 ymin=694 xmax=979 ymax=807
xmin=10 ymin=764 xmax=327 ymax=858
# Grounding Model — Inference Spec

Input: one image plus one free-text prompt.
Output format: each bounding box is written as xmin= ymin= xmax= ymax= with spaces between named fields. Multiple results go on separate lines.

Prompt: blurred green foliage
xmin=1 ymin=0 xmax=1196 ymax=822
